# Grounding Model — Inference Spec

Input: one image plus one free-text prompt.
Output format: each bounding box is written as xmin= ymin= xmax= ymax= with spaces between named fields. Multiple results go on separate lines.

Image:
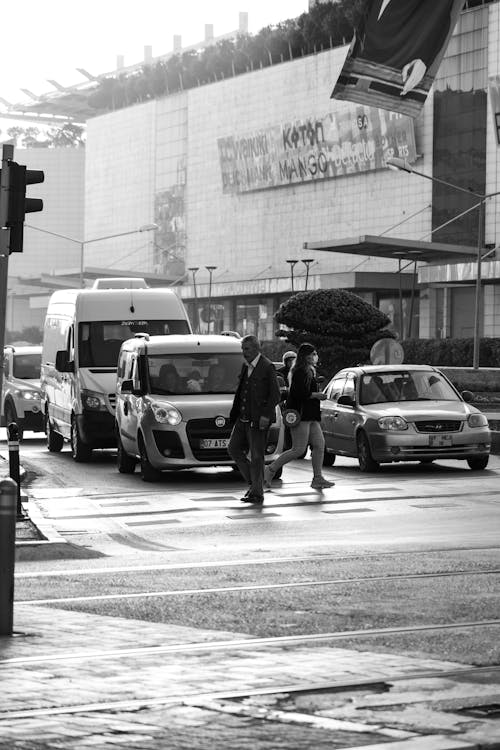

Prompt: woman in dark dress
xmin=264 ymin=342 xmax=334 ymax=491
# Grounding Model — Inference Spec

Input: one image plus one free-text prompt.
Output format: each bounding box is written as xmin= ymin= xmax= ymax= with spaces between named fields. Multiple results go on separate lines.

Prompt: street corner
xmin=15 ymin=494 xmax=105 ymax=562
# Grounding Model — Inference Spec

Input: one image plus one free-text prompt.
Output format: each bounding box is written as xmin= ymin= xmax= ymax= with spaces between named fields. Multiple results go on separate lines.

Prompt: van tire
xmin=117 ymin=434 xmax=136 ymax=474
xmin=4 ymin=401 xmax=23 ymax=442
xmin=139 ymin=437 xmax=161 ymax=482
xmin=45 ymin=410 xmax=63 ymax=452
xmin=71 ymin=416 xmax=93 ymax=463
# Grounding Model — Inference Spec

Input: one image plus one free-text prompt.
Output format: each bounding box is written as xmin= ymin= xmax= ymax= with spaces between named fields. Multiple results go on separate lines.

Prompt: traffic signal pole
xmin=0 ymin=144 xmax=14 ymax=400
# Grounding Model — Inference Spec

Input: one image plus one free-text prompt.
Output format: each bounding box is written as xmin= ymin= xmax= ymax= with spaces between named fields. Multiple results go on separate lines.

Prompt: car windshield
xmin=13 ymin=353 xmax=41 ymax=379
xmin=147 ymin=353 xmax=242 ymax=395
xmin=360 ymin=371 xmax=458 ymax=405
xmin=78 ymin=320 xmax=190 ymax=367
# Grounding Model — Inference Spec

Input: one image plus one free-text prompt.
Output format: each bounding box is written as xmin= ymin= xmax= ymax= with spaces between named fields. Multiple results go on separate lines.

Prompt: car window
xmin=147 ymin=353 xmax=242 ymax=395
xmin=342 ymin=374 xmax=356 ymax=400
xmin=325 ymin=377 xmax=346 ymax=402
xmin=360 ymin=371 xmax=458 ymax=404
xmin=12 ymin=353 xmax=41 ymax=380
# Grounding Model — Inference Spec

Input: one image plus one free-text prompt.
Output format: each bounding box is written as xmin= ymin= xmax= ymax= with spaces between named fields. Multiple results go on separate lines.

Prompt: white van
xmin=41 ymin=279 xmax=191 ymax=461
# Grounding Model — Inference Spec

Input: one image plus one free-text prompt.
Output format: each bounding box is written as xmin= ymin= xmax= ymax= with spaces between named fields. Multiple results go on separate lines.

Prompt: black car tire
xmin=467 ymin=456 xmax=489 ymax=470
xmin=71 ymin=416 xmax=93 ymax=463
xmin=45 ymin=410 xmax=64 ymax=452
xmin=4 ymin=401 xmax=23 ymax=442
xmin=117 ymin=433 xmax=136 ymax=474
xmin=357 ymin=431 xmax=379 ymax=472
xmin=139 ymin=437 xmax=161 ymax=482
xmin=323 ymin=450 xmax=336 ymax=467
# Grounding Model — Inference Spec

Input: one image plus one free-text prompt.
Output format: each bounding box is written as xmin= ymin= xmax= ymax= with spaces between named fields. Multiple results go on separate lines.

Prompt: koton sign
xmin=218 ymin=106 xmax=416 ymax=194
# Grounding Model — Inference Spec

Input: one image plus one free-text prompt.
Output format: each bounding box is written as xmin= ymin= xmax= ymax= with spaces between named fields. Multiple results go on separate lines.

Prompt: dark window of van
xmin=78 ymin=320 xmax=190 ymax=367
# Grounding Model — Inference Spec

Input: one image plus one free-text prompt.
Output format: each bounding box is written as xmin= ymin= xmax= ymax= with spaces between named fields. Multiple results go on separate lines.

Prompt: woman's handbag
xmin=282 ymin=408 xmax=301 ymax=428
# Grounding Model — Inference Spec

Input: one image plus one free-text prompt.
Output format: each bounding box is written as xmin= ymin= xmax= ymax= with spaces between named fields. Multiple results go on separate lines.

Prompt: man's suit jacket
xmin=230 ymin=355 xmax=281 ymax=426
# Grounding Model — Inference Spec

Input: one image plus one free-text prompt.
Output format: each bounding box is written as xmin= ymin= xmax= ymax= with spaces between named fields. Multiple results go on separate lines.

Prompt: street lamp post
xmin=386 ymin=157 xmax=500 ymax=369
xmin=302 ymin=259 xmax=314 ymax=291
xmin=188 ymin=267 xmax=199 ymax=333
xmin=205 ymin=266 xmax=217 ymax=333
xmin=25 ymin=223 xmax=158 ymax=288
xmin=286 ymin=259 xmax=298 ymax=292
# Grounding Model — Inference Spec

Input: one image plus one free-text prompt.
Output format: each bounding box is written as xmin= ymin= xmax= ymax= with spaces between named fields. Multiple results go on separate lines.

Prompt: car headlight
xmin=82 ymin=389 xmax=107 ymax=411
xmin=468 ymin=413 xmax=489 ymax=428
xmin=14 ymin=389 xmax=41 ymax=400
xmin=378 ymin=416 xmax=408 ymax=431
xmin=151 ymin=402 xmax=182 ymax=425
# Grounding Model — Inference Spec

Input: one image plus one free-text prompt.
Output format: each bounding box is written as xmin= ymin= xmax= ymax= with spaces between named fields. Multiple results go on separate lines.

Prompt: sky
xmin=0 ymin=0 xmax=308 ymax=112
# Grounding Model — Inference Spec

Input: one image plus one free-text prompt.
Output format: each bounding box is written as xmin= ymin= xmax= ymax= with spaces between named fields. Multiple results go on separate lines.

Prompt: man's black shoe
xmin=240 ymin=494 xmax=264 ymax=504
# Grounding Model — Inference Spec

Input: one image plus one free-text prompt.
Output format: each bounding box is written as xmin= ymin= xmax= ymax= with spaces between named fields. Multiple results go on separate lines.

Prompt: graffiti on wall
xmin=217 ymin=106 xmax=416 ymax=194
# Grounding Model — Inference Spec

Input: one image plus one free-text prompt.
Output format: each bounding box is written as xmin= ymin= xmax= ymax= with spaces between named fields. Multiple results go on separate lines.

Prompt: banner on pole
xmin=331 ymin=0 xmax=464 ymax=118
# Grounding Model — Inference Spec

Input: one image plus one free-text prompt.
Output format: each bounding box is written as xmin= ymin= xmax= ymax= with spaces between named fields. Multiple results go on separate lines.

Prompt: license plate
xmin=200 ymin=438 xmax=229 ymax=449
xmin=429 ymin=434 xmax=452 ymax=447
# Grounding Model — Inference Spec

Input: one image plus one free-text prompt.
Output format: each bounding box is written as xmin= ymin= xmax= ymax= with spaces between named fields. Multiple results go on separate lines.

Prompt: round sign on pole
xmin=370 ymin=339 xmax=404 ymax=365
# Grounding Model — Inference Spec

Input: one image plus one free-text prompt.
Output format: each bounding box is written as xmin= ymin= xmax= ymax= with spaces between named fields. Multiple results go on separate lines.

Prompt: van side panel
xmin=41 ymin=288 xmax=191 ymax=456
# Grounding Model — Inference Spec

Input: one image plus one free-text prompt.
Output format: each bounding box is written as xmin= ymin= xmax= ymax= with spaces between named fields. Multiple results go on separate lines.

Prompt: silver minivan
xmin=115 ymin=334 xmax=284 ymax=481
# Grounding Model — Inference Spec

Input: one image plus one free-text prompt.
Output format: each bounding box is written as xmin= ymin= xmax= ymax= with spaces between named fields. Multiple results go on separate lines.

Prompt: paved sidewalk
xmin=1 ymin=604 xmax=499 ymax=749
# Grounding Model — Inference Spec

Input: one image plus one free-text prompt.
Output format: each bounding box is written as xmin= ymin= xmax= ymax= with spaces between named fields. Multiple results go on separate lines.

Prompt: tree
xmin=275 ymin=289 xmax=395 ymax=377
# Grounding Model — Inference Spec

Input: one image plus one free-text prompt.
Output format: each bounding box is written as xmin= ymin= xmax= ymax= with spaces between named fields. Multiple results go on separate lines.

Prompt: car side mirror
xmin=337 ymin=394 xmax=355 ymax=407
xmin=55 ymin=350 xmax=74 ymax=373
xmin=461 ymin=390 xmax=474 ymax=403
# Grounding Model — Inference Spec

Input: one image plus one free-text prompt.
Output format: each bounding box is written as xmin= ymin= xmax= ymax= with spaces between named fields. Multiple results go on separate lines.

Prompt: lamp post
xmin=188 ymin=267 xmax=199 ymax=333
xmin=25 ymin=223 xmax=158 ymax=288
xmin=286 ymin=259 xmax=298 ymax=292
xmin=205 ymin=265 xmax=217 ymax=333
xmin=302 ymin=258 xmax=314 ymax=291
xmin=386 ymin=157 xmax=500 ymax=369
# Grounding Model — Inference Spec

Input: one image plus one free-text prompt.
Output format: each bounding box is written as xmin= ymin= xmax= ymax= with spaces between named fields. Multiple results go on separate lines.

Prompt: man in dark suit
xmin=228 ymin=335 xmax=281 ymax=505
xmin=356 ymin=0 xmax=456 ymax=95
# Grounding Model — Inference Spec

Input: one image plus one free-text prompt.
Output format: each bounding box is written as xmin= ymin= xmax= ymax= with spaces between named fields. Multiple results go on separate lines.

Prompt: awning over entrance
xmin=303 ymin=235 xmax=478 ymax=264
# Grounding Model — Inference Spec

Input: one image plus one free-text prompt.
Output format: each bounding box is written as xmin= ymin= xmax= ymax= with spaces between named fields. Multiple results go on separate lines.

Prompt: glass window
xmin=12 ymin=353 xmax=41 ymax=380
xmin=326 ymin=377 xmax=346 ymax=402
xmin=78 ymin=319 xmax=190 ymax=368
xmin=360 ymin=370 xmax=458 ymax=404
xmin=147 ymin=353 xmax=242 ymax=395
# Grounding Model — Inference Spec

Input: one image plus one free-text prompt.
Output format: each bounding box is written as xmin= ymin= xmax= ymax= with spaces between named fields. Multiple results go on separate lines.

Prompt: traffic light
xmin=6 ymin=161 xmax=44 ymax=253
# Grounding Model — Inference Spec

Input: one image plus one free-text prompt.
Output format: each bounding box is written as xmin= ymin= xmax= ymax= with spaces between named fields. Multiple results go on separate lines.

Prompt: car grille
xmin=187 ymin=417 xmax=232 ymax=461
xmin=414 ymin=420 xmax=462 ymax=433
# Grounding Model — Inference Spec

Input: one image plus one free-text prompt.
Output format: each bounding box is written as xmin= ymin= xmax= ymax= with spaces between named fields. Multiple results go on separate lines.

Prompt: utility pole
xmin=0 ymin=144 xmax=14 ymax=400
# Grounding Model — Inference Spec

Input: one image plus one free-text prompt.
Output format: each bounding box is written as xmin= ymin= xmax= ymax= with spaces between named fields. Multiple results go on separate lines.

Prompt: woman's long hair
xmin=290 ymin=343 xmax=316 ymax=386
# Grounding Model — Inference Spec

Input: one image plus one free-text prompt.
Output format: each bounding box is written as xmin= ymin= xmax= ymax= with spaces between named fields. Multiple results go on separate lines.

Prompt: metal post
xmin=0 ymin=478 xmax=17 ymax=636
xmin=286 ymin=260 xmax=298 ymax=292
xmin=302 ymin=259 xmax=314 ymax=291
xmin=7 ymin=423 xmax=23 ymax=519
xmin=0 ymin=145 xmax=14 ymax=407
xmin=473 ymin=200 xmax=485 ymax=370
xmin=80 ymin=240 xmax=85 ymax=288
xmin=188 ymin=267 xmax=199 ymax=333
xmin=206 ymin=266 xmax=217 ymax=332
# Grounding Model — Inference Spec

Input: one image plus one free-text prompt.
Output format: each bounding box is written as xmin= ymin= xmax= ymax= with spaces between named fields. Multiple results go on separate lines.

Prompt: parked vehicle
xmin=40 ymin=279 xmax=192 ymax=461
xmin=1 ymin=345 xmax=43 ymax=440
xmin=115 ymin=333 xmax=284 ymax=481
xmin=320 ymin=364 xmax=491 ymax=472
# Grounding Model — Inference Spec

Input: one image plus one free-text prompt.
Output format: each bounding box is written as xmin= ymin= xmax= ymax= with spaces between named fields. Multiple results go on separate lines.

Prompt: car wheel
xmin=45 ymin=410 xmax=63 ymax=452
xmin=4 ymin=401 xmax=23 ymax=441
xmin=117 ymin=433 xmax=136 ymax=474
xmin=71 ymin=416 xmax=92 ymax=462
xmin=323 ymin=450 xmax=336 ymax=467
xmin=139 ymin=437 xmax=161 ymax=482
xmin=357 ymin=431 xmax=379 ymax=472
xmin=467 ymin=456 xmax=489 ymax=470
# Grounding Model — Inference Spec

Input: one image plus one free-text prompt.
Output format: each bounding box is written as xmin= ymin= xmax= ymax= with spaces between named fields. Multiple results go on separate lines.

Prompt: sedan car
xmin=320 ymin=364 xmax=491 ymax=472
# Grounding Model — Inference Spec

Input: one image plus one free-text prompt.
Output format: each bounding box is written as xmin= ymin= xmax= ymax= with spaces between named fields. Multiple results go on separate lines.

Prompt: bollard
xmin=7 ymin=423 xmax=23 ymax=519
xmin=0 ymin=478 xmax=17 ymax=636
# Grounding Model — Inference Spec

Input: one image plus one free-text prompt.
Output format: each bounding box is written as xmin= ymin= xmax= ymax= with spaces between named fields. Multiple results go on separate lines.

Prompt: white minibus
xmin=41 ymin=279 xmax=191 ymax=461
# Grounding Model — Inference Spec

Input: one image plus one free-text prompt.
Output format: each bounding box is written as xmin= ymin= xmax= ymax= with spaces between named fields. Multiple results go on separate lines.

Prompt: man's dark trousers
xmin=228 ymin=418 xmax=268 ymax=499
